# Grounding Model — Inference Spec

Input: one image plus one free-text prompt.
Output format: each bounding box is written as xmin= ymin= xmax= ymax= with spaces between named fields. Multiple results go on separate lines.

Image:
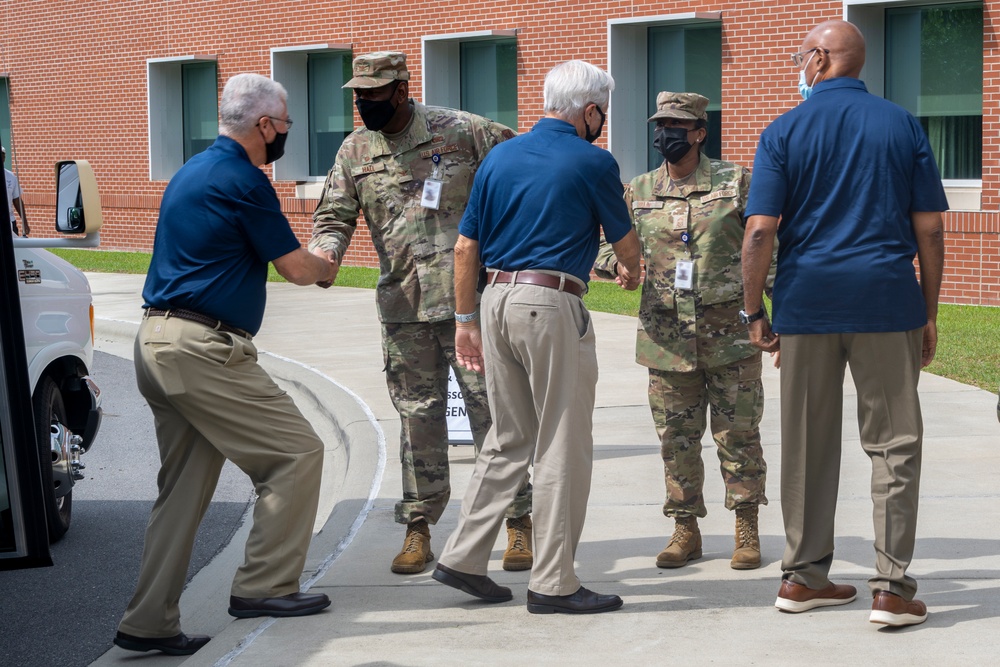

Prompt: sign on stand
xmin=447 ymin=368 xmax=473 ymax=445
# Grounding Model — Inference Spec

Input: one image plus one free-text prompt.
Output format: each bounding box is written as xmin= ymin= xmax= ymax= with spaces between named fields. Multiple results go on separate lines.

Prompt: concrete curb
xmin=89 ymin=318 xmax=384 ymax=667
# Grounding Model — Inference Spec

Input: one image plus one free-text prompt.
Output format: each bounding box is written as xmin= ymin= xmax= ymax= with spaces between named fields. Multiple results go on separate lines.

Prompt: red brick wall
xmin=3 ymin=0 xmax=998 ymax=305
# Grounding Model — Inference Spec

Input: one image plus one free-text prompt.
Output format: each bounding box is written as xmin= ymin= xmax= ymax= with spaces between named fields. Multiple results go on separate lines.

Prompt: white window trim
xmin=147 ymin=55 xmax=217 ymax=181
xmin=845 ymin=0 xmax=983 ymax=209
xmin=421 ymin=30 xmax=517 ymax=110
xmin=607 ymin=12 xmax=721 ymax=182
xmin=271 ymin=43 xmax=353 ymax=194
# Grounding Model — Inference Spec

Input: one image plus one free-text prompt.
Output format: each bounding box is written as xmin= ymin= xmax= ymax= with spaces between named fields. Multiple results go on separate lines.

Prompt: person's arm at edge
xmin=454 ymin=234 xmax=485 ymax=374
xmin=912 ymin=210 xmax=944 ymax=367
xmin=13 ymin=195 xmax=28 ymax=235
xmin=742 ymin=214 xmax=780 ymax=353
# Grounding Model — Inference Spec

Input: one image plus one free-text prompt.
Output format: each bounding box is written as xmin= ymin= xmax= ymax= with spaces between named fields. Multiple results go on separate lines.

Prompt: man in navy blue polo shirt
xmin=432 ymin=60 xmax=641 ymax=615
xmin=742 ymin=20 xmax=946 ymax=627
xmin=116 ymin=73 xmax=338 ymax=656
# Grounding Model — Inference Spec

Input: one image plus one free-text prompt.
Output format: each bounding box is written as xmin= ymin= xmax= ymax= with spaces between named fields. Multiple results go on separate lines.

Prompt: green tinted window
xmin=886 ymin=3 xmax=982 ymax=179
xmin=308 ymin=52 xmax=353 ymax=177
xmin=182 ymin=62 xmax=218 ymax=163
xmin=647 ymin=25 xmax=722 ymax=171
xmin=460 ymin=40 xmax=517 ymax=129
xmin=1 ymin=78 xmax=12 ymax=161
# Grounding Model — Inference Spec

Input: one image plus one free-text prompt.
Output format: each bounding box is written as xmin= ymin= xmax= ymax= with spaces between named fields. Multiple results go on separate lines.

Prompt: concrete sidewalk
xmin=87 ymin=272 xmax=1000 ymax=667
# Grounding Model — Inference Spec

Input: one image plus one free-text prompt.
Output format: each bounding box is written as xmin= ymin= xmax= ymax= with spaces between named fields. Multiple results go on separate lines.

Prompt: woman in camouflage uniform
xmin=596 ymin=92 xmax=768 ymax=570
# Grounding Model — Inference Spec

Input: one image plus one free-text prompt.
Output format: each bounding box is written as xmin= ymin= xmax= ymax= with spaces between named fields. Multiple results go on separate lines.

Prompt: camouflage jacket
xmin=595 ymin=154 xmax=757 ymax=372
xmin=310 ymin=102 xmax=515 ymax=323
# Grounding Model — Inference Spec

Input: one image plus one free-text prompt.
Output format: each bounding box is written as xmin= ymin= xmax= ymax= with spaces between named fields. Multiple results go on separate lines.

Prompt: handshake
xmin=614 ymin=260 xmax=641 ymax=291
xmin=311 ymin=247 xmax=340 ymax=289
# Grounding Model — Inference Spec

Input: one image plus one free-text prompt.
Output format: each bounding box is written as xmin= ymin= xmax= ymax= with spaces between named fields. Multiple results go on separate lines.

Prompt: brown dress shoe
xmin=502 ymin=514 xmax=533 ymax=571
xmin=870 ymin=591 xmax=928 ymax=626
xmin=391 ymin=520 xmax=434 ymax=574
xmin=656 ymin=515 xmax=702 ymax=568
xmin=774 ymin=579 xmax=857 ymax=613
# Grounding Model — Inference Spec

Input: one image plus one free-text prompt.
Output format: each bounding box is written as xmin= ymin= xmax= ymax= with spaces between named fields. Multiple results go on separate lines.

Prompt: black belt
xmin=487 ymin=271 xmax=585 ymax=298
xmin=145 ymin=308 xmax=252 ymax=340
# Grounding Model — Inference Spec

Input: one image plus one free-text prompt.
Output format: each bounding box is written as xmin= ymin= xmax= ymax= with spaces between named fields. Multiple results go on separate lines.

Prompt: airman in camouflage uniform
xmin=310 ymin=52 xmax=532 ymax=575
xmin=595 ymin=92 xmax=768 ymax=570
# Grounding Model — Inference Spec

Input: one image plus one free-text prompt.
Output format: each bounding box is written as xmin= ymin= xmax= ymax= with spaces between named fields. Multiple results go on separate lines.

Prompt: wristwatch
xmin=738 ymin=306 xmax=767 ymax=324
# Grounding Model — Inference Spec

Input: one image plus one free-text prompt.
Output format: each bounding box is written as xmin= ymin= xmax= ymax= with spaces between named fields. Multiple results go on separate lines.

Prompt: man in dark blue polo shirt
xmin=742 ymin=20 xmax=946 ymax=628
xmin=115 ymin=73 xmax=338 ymax=656
xmin=432 ymin=60 xmax=641 ymax=615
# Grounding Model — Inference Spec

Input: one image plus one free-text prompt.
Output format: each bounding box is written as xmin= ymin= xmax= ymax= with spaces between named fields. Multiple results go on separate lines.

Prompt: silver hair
xmin=219 ymin=73 xmax=288 ymax=136
xmin=543 ymin=60 xmax=614 ymax=118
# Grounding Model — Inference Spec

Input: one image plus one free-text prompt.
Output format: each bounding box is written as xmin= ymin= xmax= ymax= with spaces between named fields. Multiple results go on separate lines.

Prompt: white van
xmin=4 ymin=161 xmax=103 ymax=543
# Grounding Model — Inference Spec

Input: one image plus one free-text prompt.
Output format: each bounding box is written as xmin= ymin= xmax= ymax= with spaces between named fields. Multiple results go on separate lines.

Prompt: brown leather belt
xmin=145 ymin=308 xmax=253 ymax=340
xmin=487 ymin=271 xmax=585 ymax=298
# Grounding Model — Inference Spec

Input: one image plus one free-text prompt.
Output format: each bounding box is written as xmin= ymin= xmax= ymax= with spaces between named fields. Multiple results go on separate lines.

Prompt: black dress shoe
xmin=432 ymin=563 xmax=513 ymax=603
xmin=228 ymin=591 xmax=331 ymax=618
xmin=113 ymin=631 xmax=211 ymax=655
xmin=526 ymin=586 xmax=623 ymax=614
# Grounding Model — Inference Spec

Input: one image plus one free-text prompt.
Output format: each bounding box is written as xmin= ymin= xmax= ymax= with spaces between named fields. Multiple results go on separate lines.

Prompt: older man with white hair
xmin=115 ymin=73 xmax=337 ymax=656
xmin=433 ymin=60 xmax=641 ymax=615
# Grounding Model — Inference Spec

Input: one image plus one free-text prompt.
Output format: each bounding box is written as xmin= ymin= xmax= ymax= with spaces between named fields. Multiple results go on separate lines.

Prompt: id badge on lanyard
xmin=674 ymin=207 xmax=694 ymax=290
xmin=422 ymin=154 xmax=443 ymax=210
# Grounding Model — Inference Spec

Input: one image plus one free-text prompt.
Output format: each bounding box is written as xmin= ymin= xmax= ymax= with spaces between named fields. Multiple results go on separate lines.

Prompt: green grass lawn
xmin=50 ymin=248 xmax=998 ymax=392
xmin=49 ymin=248 xmax=380 ymax=289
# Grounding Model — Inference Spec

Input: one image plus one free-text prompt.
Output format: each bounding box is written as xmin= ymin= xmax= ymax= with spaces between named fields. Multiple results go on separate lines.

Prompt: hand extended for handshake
xmin=311 ymin=247 xmax=341 ymax=289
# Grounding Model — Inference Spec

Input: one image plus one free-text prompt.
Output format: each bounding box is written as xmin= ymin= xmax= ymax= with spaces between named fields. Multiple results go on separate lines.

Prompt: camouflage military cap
xmin=343 ymin=51 xmax=411 ymax=89
xmin=648 ymin=91 xmax=709 ymax=123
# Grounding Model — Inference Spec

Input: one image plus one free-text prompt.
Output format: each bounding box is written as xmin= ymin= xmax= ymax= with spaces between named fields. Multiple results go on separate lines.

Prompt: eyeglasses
xmin=262 ymin=116 xmax=293 ymax=129
xmin=790 ymin=47 xmax=830 ymax=68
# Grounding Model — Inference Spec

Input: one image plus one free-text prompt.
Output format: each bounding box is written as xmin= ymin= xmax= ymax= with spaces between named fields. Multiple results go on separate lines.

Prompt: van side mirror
xmin=55 ymin=161 xmax=102 ymax=235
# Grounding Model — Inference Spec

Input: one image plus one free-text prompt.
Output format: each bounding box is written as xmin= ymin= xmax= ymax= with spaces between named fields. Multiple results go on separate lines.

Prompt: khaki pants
xmin=381 ymin=320 xmax=531 ymax=525
xmin=779 ymin=328 xmax=923 ymax=600
xmin=439 ymin=281 xmax=597 ymax=596
xmin=119 ymin=315 xmax=324 ymax=637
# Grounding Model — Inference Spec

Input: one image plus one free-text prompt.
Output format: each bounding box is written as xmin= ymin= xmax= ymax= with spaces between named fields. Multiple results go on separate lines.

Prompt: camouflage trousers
xmin=383 ymin=320 xmax=532 ymax=525
xmin=647 ymin=353 xmax=768 ymax=518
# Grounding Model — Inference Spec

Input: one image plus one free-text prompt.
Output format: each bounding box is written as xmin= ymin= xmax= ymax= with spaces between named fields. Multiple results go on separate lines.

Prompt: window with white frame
xmin=272 ymin=44 xmax=354 ymax=186
xmin=886 ymin=3 xmax=982 ymax=180
xmin=646 ymin=24 xmax=722 ymax=172
xmin=608 ymin=13 xmax=722 ymax=182
xmin=848 ymin=0 xmax=983 ymax=209
xmin=148 ymin=57 xmax=218 ymax=180
xmin=423 ymin=31 xmax=518 ymax=130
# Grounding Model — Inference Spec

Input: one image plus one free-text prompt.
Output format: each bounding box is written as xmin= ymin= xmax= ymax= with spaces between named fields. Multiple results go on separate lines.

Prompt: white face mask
xmin=798 ymin=50 xmax=819 ymax=100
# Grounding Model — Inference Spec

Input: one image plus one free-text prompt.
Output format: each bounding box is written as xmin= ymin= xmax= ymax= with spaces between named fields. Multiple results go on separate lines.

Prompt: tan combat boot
xmin=656 ymin=515 xmax=702 ymax=568
xmin=502 ymin=514 xmax=533 ymax=571
xmin=391 ymin=520 xmax=434 ymax=574
xmin=731 ymin=504 xmax=761 ymax=570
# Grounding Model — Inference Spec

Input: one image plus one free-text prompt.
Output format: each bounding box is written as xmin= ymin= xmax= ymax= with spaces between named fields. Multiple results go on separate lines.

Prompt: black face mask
xmin=585 ymin=105 xmax=605 ymax=143
xmin=264 ymin=130 xmax=288 ymax=164
xmin=653 ymin=126 xmax=693 ymax=164
xmin=356 ymin=83 xmax=401 ymax=131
